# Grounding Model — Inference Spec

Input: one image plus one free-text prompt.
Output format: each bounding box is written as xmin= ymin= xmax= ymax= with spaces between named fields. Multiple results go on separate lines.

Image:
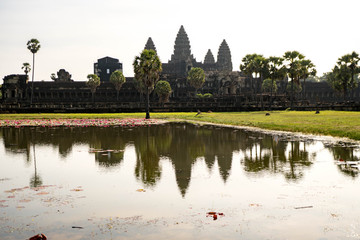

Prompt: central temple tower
xmin=170 ymin=25 xmax=194 ymax=63
xmin=148 ymin=25 xmax=233 ymax=77
xmin=161 ymin=25 xmax=200 ymax=77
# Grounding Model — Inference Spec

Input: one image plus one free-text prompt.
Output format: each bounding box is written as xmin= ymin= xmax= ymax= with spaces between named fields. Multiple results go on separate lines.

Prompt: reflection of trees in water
xmin=134 ymin=127 xmax=161 ymax=187
xmin=284 ymin=142 xmax=311 ymax=181
xmin=240 ymin=133 xmax=313 ymax=181
xmin=0 ymin=124 xmax=332 ymax=195
xmin=30 ymin=143 xmax=42 ymax=187
xmin=328 ymin=146 xmax=360 ymax=178
xmin=88 ymin=127 xmax=127 ymax=168
xmin=0 ymin=127 xmax=128 ymax=168
xmin=0 ymin=128 xmax=44 ymax=187
xmin=1 ymin=127 xmax=31 ymax=162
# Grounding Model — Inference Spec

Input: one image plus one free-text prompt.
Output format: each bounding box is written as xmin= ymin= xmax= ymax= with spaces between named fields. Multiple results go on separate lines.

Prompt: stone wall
xmin=1 ymin=72 xmax=360 ymax=113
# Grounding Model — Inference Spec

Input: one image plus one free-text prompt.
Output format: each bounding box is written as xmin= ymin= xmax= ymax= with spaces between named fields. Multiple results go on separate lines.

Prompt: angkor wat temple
xmin=1 ymin=26 xmax=360 ymax=112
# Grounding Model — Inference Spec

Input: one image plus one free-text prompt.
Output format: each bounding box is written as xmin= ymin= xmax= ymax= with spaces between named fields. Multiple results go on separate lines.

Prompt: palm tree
xmin=86 ymin=74 xmax=100 ymax=102
xmin=187 ymin=67 xmax=205 ymax=96
xmin=252 ymin=55 xmax=267 ymax=109
xmin=265 ymin=56 xmax=286 ymax=109
xmin=21 ymin=62 xmax=31 ymax=76
xmin=299 ymin=59 xmax=317 ymax=99
xmin=27 ymin=39 xmax=41 ymax=104
xmin=240 ymin=54 xmax=257 ymax=95
xmin=283 ymin=51 xmax=305 ymax=108
xmin=336 ymin=51 xmax=360 ymax=99
xmin=240 ymin=54 xmax=266 ymax=102
xmin=133 ymin=49 xmax=162 ymax=119
xmin=110 ymin=70 xmax=126 ymax=101
xmin=330 ymin=63 xmax=353 ymax=100
xmin=338 ymin=51 xmax=360 ymax=83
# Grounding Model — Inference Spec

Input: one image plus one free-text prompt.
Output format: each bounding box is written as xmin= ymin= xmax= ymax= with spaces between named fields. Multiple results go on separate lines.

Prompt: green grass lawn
xmin=0 ymin=111 xmax=359 ymax=140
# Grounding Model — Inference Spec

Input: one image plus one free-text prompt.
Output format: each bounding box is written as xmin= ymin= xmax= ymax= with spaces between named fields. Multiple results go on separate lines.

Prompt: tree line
xmin=240 ymin=51 xmax=316 ymax=109
xmin=12 ymin=39 xmax=360 ymax=118
xmin=239 ymin=50 xmax=360 ymax=108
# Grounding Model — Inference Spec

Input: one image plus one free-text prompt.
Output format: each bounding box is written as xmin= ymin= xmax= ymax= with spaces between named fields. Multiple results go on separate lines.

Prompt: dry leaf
xmin=71 ymin=189 xmax=84 ymax=192
xmin=36 ymin=192 xmax=49 ymax=195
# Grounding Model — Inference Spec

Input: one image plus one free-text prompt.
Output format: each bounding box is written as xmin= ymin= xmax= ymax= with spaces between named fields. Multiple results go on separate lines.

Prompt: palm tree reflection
xmin=328 ymin=146 xmax=360 ymax=177
xmin=30 ymin=141 xmax=42 ymax=188
xmin=135 ymin=127 xmax=161 ymax=187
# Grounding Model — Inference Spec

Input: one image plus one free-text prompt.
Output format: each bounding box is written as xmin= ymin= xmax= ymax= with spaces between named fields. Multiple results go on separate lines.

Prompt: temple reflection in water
xmin=0 ymin=123 xmax=358 ymax=196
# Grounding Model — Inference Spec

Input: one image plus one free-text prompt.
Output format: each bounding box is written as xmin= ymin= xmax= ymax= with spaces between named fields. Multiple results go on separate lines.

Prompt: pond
xmin=0 ymin=122 xmax=359 ymax=240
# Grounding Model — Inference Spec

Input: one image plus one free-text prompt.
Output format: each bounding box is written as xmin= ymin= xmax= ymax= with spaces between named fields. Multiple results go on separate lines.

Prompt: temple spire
xmin=204 ymin=49 xmax=215 ymax=64
xmin=216 ymin=39 xmax=232 ymax=71
xmin=144 ymin=37 xmax=157 ymax=53
xmin=170 ymin=25 xmax=194 ymax=63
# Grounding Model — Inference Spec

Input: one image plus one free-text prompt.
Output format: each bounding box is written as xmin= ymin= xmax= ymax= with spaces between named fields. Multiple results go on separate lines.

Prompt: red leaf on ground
xmin=36 ymin=192 xmax=49 ymax=195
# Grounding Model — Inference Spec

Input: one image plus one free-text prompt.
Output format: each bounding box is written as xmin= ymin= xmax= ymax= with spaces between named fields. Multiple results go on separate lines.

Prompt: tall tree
xmin=155 ymin=80 xmax=172 ymax=104
xmin=187 ymin=67 xmax=205 ymax=95
xmin=332 ymin=51 xmax=360 ymax=99
xmin=254 ymin=55 xmax=268 ymax=109
xmin=86 ymin=74 xmax=100 ymax=102
xmin=27 ymin=39 xmax=40 ymax=104
xmin=240 ymin=53 xmax=267 ymax=104
xmin=338 ymin=51 xmax=360 ymax=85
xmin=110 ymin=70 xmax=126 ymax=101
xmin=133 ymin=49 xmax=162 ymax=119
xmin=329 ymin=64 xmax=353 ymax=100
xmin=240 ymin=54 xmax=259 ymax=94
xmin=265 ymin=56 xmax=286 ymax=109
xmin=299 ymin=59 xmax=317 ymax=99
xmin=283 ymin=51 xmax=305 ymax=108
xmin=22 ymin=62 xmax=31 ymax=76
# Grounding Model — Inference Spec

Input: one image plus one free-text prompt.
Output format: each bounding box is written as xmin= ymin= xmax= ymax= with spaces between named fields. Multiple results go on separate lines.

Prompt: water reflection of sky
xmin=0 ymin=123 xmax=359 ymax=240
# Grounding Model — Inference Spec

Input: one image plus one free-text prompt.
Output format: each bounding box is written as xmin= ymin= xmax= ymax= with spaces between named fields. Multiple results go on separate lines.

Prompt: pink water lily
xmin=0 ymin=118 xmax=162 ymax=127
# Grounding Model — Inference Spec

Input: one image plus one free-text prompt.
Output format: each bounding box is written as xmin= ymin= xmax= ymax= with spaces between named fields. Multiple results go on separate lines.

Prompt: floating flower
xmin=0 ymin=118 xmax=163 ymax=128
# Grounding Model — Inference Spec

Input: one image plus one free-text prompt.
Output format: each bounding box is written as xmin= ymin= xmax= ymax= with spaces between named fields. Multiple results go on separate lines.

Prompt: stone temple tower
xmin=144 ymin=37 xmax=157 ymax=53
xmin=170 ymin=25 xmax=194 ymax=63
xmin=216 ymin=40 xmax=232 ymax=71
xmin=204 ymin=49 xmax=215 ymax=64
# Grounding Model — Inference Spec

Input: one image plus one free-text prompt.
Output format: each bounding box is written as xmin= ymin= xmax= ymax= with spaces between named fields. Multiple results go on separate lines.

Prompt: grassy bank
xmin=0 ymin=111 xmax=359 ymax=141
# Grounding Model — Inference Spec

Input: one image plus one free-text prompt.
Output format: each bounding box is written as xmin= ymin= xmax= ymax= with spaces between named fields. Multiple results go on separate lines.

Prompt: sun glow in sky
xmin=0 ymin=0 xmax=359 ymax=83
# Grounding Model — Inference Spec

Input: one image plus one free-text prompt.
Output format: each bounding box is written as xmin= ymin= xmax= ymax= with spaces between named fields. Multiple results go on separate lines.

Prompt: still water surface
xmin=0 ymin=123 xmax=359 ymax=239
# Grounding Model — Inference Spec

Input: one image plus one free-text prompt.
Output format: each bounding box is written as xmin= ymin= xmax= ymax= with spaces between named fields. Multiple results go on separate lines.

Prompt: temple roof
xmin=217 ymin=39 xmax=232 ymax=71
xmin=144 ymin=37 xmax=157 ymax=53
xmin=170 ymin=25 xmax=194 ymax=63
xmin=204 ymin=49 xmax=215 ymax=64
xmin=97 ymin=56 xmax=119 ymax=63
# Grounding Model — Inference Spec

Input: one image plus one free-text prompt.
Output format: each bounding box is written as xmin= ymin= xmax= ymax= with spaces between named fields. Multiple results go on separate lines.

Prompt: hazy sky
xmin=0 ymin=0 xmax=359 ymax=83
